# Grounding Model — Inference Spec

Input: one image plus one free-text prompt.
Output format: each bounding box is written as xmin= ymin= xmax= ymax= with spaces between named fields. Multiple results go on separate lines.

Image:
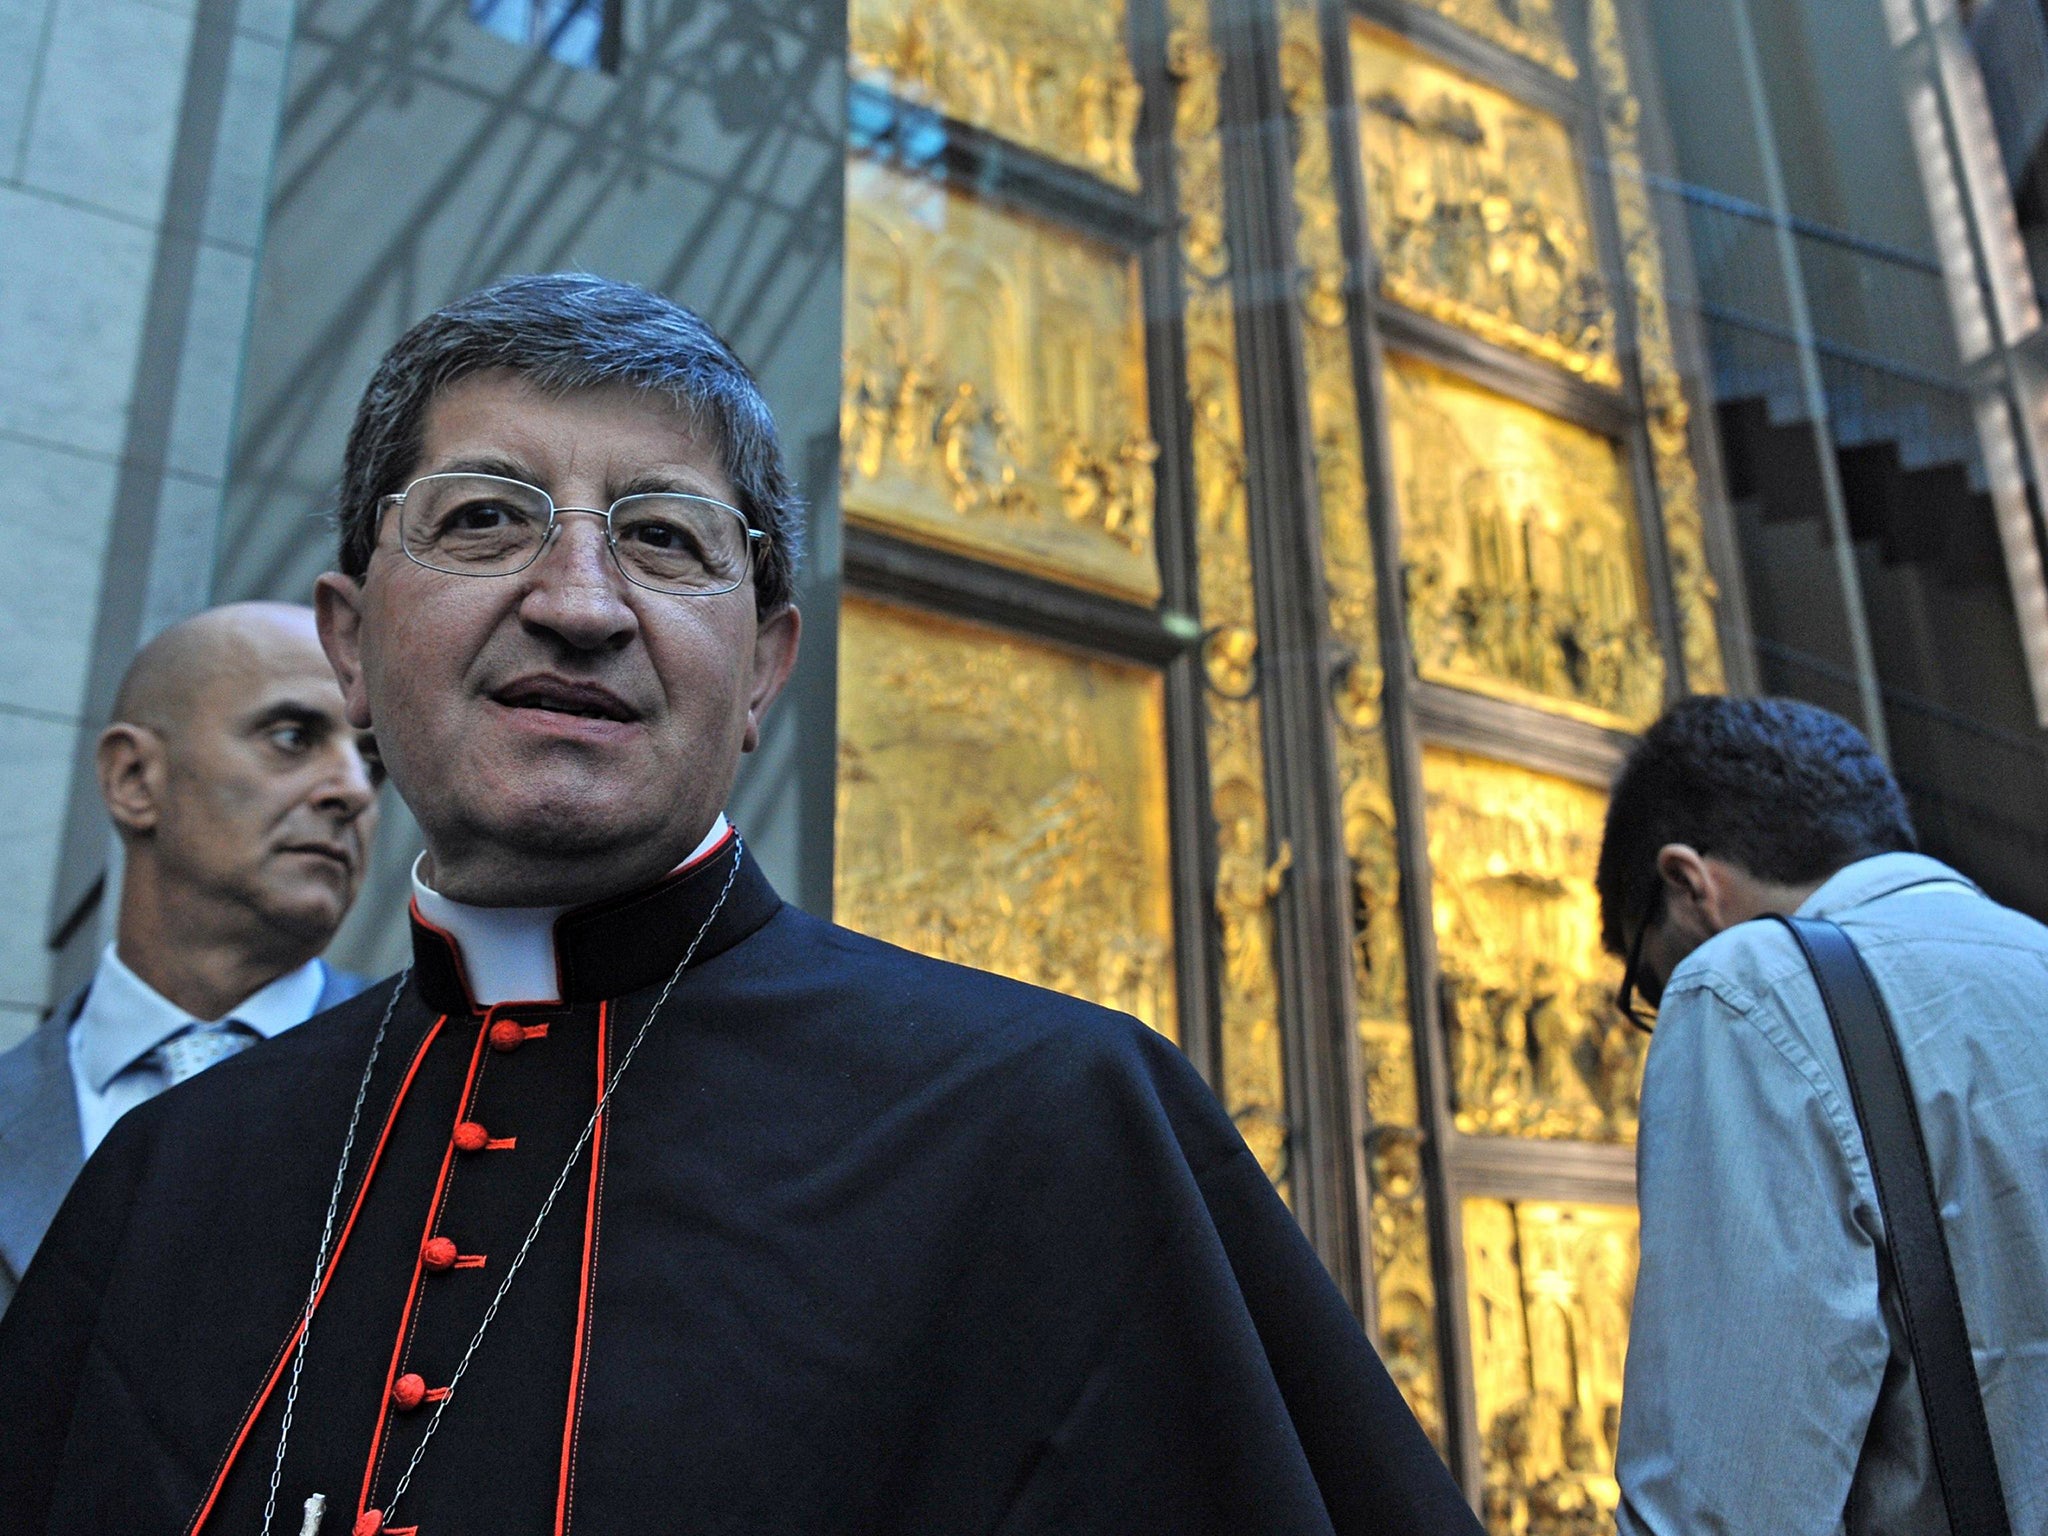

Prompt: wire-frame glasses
xmin=380 ymin=472 xmax=767 ymax=597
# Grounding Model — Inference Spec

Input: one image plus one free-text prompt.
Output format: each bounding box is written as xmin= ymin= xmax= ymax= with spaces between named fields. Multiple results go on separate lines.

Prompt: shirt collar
xmin=72 ymin=945 xmax=328 ymax=1093
xmin=1794 ymin=851 xmax=1980 ymax=921
xmin=409 ymin=814 xmax=733 ymax=1009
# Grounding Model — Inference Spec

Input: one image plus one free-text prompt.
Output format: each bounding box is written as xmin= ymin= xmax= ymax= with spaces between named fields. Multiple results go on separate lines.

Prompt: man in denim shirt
xmin=1597 ymin=696 xmax=2046 ymax=1535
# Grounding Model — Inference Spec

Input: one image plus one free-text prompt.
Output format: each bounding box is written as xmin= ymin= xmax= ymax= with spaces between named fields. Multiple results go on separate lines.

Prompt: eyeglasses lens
xmin=399 ymin=475 xmax=550 ymax=575
xmin=608 ymin=494 xmax=750 ymax=595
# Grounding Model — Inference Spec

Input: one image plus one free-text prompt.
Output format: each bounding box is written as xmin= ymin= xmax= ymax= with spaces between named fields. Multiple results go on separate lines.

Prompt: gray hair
xmin=337 ymin=272 xmax=803 ymax=613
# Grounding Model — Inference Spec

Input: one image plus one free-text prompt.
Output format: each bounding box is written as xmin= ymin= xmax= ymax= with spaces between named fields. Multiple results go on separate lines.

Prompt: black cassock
xmin=0 ymin=835 xmax=1477 ymax=1536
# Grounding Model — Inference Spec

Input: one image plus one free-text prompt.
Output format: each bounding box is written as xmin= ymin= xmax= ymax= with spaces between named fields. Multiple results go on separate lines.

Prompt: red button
xmin=489 ymin=1019 xmax=525 ymax=1052
xmin=421 ymin=1236 xmax=457 ymax=1271
xmin=353 ymin=1512 xmax=384 ymax=1536
xmin=453 ymin=1120 xmax=490 ymax=1153
xmin=391 ymin=1373 xmax=427 ymax=1411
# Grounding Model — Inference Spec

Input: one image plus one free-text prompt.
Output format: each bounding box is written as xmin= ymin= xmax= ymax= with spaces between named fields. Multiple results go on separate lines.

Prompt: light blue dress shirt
xmin=67 ymin=946 xmax=328 ymax=1157
xmin=1616 ymin=853 xmax=2048 ymax=1536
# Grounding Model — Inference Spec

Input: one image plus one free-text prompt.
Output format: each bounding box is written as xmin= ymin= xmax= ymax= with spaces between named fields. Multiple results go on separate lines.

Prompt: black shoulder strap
xmin=1771 ymin=915 xmax=2012 ymax=1536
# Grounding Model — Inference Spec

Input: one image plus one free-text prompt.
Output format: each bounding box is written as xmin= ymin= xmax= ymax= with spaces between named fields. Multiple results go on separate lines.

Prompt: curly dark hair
xmin=335 ymin=272 xmax=803 ymax=614
xmin=1596 ymin=695 xmax=1916 ymax=954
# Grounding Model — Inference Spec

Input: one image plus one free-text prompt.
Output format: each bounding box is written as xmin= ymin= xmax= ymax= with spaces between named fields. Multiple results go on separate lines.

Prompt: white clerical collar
xmin=73 ymin=945 xmax=327 ymax=1092
xmin=409 ymin=815 xmax=731 ymax=1007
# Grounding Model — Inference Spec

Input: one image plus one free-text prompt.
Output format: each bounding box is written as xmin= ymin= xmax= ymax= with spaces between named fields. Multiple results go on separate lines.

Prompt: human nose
xmin=314 ymin=736 xmax=378 ymax=823
xmin=517 ymin=508 xmax=639 ymax=650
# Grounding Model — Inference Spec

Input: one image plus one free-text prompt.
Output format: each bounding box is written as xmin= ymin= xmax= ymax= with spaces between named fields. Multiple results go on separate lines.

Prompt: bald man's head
xmin=98 ymin=602 xmax=384 ymax=971
xmin=111 ymin=603 xmax=326 ymax=735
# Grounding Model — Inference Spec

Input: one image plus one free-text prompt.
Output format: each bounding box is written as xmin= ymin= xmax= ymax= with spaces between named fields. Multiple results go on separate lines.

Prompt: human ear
xmin=97 ymin=724 xmax=165 ymax=835
xmin=314 ymin=571 xmax=375 ymax=730
xmin=741 ymin=604 xmax=802 ymax=753
xmin=1654 ymin=844 xmax=1726 ymax=938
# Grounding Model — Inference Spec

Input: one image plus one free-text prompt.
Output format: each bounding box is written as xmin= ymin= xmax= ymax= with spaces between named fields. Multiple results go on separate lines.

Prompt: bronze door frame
xmin=839 ymin=0 xmax=1746 ymax=1505
xmin=1309 ymin=0 xmax=1734 ymax=1496
xmin=838 ymin=7 xmax=1229 ymax=1137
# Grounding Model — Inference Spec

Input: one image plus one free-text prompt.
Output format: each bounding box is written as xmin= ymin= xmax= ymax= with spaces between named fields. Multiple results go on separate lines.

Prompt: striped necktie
xmin=150 ymin=1019 xmax=261 ymax=1087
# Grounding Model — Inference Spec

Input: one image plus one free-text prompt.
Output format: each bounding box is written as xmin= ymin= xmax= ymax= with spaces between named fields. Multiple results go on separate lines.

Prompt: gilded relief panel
xmin=1386 ymin=354 xmax=1664 ymax=729
xmin=1167 ymin=0 xmax=1290 ymax=1195
xmin=1418 ymin=0 xmax=1576 ymax=79
xmin=1422 ymin=749 xmax=1645 ymax=1142
xmin=1349 ymin=24 xmax=1618 ymax=385
xmin=1275 ymin=0 xmax=1439 ymax=1443
xmin=850 ymin=0 xmax=1142 ymax=190
xmin=835 ymin=596 xmax=1179 ymax=1040
xmin=843 ymin=159 xmax=1162 ymax=602
xmin=1589 ymin=0 xmax=1727 ymax=690
xmin=1464 ymin=1199 xmax=1638 ymax=1536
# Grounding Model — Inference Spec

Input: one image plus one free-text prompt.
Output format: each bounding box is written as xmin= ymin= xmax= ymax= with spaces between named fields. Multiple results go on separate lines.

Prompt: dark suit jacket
xmin=0 ymin=962 xmax=364 ymax=1309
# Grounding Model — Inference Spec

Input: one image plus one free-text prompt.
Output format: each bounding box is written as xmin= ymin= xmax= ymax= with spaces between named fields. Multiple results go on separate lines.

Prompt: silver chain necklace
xmin=263 ymin=840 xmax=747 ymax=1536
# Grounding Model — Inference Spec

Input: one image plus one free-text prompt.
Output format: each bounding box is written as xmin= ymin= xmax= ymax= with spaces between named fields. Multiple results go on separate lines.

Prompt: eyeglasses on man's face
xmin=1615 ymin=879 xmax=1665 ymax=1034
xmin=378 ymin=472 xmax=767 ymax=597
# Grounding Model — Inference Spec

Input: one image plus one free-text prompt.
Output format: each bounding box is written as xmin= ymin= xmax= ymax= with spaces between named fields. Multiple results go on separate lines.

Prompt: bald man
xmin=0 ymin=603 xmax=382 ymax=1309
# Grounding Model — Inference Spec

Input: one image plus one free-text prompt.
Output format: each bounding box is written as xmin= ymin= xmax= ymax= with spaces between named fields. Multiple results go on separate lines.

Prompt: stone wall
xmin=1 ymin=0 xmax=295 ymax=1043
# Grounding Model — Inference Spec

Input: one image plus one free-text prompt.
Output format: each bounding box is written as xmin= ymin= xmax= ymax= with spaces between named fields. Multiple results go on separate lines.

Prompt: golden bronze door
xmin=1328 ymin=2 xmax=1742 ymax=1519
xmin=834 ymin=0 xmax=1301 ymax=1202
xmin=832 ymin=0 xmax=1745 ymax=1524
